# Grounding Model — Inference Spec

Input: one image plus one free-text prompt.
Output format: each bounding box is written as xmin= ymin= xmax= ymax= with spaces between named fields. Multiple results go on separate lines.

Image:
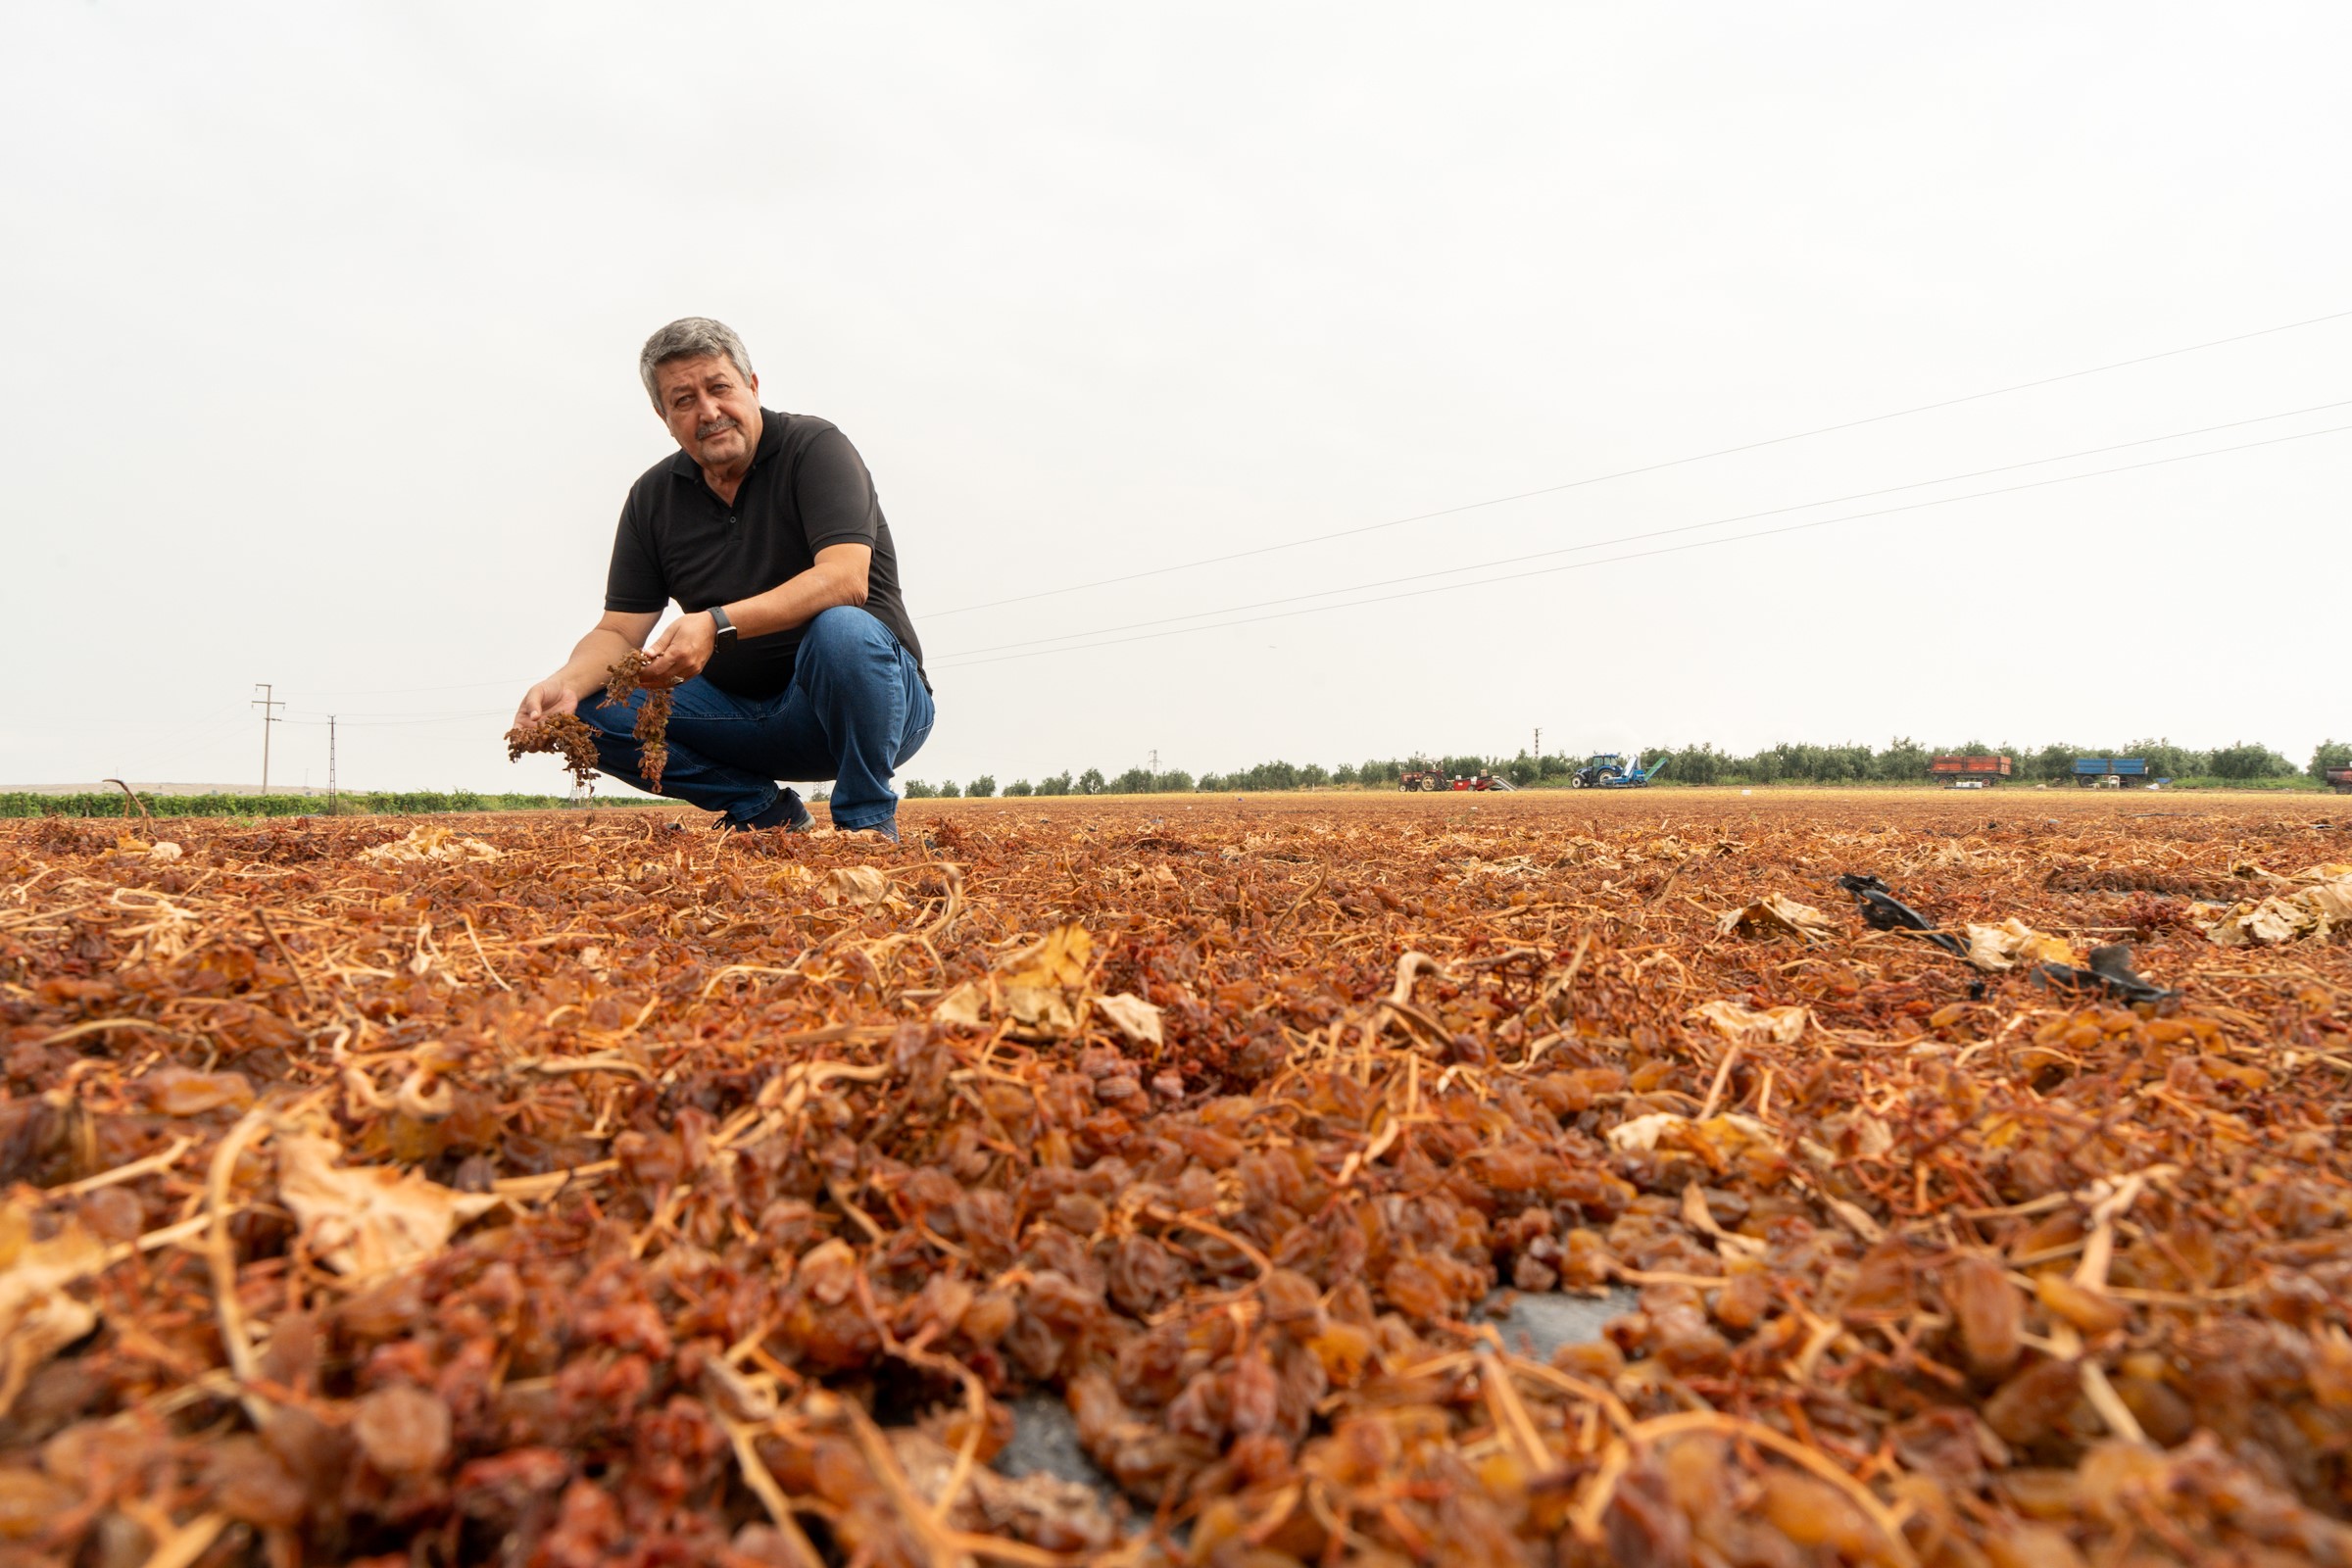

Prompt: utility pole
xmin=252 ymin=684 xmax=283 ymax=794
xmin=1149 ymin=748 xmax=1158 ymax=777
xmin=1534 ymin=727 xmax=1542 ymax=763
xmin=327 ymin=715 xmax=338 ymax=815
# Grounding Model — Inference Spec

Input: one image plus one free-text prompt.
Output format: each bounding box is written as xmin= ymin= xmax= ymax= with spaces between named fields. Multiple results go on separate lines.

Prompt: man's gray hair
xmin=639 ymin=318 xmax=756 ymax=409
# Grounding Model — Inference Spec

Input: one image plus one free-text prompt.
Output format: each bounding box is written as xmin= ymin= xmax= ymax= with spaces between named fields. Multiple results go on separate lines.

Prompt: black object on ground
xmin=2035 ymin=944 xmax=2179 ymax=1005
xmin=1836 ymin=871 xmax=2177 ymax=1005
xmin=1835 ymin=872 xmax=1967 ymax=956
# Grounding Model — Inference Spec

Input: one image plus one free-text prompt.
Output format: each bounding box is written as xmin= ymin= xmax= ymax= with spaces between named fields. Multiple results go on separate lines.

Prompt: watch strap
xmin=708 ymin=605 xmax=738 ymax=642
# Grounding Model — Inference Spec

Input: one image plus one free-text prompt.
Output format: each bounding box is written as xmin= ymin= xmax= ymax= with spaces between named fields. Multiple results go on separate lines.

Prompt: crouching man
xmin=515 ymin=318 xmax=933 ymax=839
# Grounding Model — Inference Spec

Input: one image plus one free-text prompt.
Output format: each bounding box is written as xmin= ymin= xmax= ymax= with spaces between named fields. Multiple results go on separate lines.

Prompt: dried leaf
xmin=1716 ymin=893 xmax=1838 ymax=944
xmin=1095 ymin=992 xmax=1164 ymax=1047
xmin=1692 ymin=1000 xmax=1809 ymax=1045
xmin=276 ymin=1133 xmax=497 ymax=1280
xmin=1965 ymin=917 xmax=2082 ymax=971
xmin=1606 ymin=1111 xmax=1775 ymax=1155
xmin=933 ymin=981 xmax=986 ymax=1028
xmin=360 ymin=824 xmax=501 ymax=864
xmin=2204 ymin=872 xmax=2352 ymax=947
xmin=0 ymin=1201 xmax=107 ymax=1410
xmin=998 ymin=922 xmax=1093 ymax=1041
xmin=824 ymin=865 xmax=893 ymax=910
xmin=1606 ymin=1111 xmax=1687 ymax=1152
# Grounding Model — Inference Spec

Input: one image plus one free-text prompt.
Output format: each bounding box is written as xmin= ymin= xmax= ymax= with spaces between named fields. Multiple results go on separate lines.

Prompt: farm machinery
xmin=1931 ymin=754 xmax=2011 ymax=790
xmin=1398 ymin=768 xmax=1514 ymax=792
xmin=2072 ymin=758 xmax=2150 ymax=788
xmin=1568 ymin=752 xmax=1666 ymax=789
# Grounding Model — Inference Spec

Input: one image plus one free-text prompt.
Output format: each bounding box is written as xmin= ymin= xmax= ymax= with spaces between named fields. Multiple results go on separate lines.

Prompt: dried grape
xmin=2 ymin=790 xmax=2347 ymax=1566
xmin=353 ymin=1385 xmax=453 ymax=1476
xmin=598 ymin=648 xmax=673 ymax=792
xmin=505 ymin=710 xmax=600 ymax=789
xmin=1951 ymin=1253 xmax=2025 ymax=1378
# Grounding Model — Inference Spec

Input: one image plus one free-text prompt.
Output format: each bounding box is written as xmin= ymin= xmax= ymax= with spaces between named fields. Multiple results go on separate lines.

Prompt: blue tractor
xmin=1569 ymin=752 xmax=1669 ymax=789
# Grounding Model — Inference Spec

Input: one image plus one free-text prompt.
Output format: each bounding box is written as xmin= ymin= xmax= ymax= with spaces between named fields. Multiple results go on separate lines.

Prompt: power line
xmin=138 ymin=709 xmax=262 ymax=777
xmin=931 ymin=418 xmax=2352 ymax=670
xmin=301 ymin=676 xmax=531 ymax=698
xmin=83 ymin=700 xmax=247 ymax=751
xmin=280 ymin=709 xmax=508 ymax=728
xmin=933 ymin=397 xmax=2352 ymax=662
xmin=924 ymin=305 xmax=2352 ymax=620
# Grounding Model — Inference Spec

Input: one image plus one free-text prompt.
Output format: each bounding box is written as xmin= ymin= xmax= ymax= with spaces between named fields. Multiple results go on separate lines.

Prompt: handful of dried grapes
xmin=601 ymin=648 xmax=674 ymax=793
xmin=503 ymin=711 xmax=599 ymax=789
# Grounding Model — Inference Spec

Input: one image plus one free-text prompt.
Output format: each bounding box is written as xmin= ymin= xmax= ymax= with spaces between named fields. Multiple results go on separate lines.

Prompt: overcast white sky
xmin=5 ymin=3 xmax=2346 ymax=795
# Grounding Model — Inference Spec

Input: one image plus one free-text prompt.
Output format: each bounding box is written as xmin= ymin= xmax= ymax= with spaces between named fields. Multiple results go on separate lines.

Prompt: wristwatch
xmin=708 ymin=605 xmax=739 ymax=645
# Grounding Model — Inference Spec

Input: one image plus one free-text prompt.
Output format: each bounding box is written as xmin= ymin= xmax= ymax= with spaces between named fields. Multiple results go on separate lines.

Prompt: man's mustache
xmin=697 ymin=416 xmax=740 ymax=440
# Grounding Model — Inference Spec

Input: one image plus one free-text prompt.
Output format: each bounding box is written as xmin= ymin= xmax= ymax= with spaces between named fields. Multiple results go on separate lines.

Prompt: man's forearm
xmin=557 ymin=626 xmax=642 ymax=696
xmin=723 ymin=558 xmax=868 ymax=639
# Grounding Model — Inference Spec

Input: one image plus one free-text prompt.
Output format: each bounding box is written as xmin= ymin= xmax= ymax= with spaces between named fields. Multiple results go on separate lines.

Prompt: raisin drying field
xmin=3 ymin=792 xmax=2349 ymax=1568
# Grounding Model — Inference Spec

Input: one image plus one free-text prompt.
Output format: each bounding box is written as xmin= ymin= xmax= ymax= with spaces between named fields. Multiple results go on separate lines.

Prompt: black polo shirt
xmin=605 ymin=410 xmax=926 ymax=700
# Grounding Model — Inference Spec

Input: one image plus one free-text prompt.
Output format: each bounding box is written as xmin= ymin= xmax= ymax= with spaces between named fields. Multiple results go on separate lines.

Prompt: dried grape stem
xmin=723 ymin=1419 xmax=827 ymax=1568
xmin=50 ymin=1136 xmax=192 ymax=1199
xmin=102 ymin=776 xmax=155 ymax=828
xmin=204 ymin=1111 xmax=272 ymax=1430
xmin=1623 ymin=1412 xmax=1920 ymax=1567
xmin=253 ymin=907 xmax=318 ymax=1006
xmin=137 ymin=1510 xmax=229 ymax=1568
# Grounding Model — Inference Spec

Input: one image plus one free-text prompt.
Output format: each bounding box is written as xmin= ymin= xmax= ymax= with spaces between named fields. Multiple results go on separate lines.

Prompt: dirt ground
xmin=2 ymin=794 xmax=2348 ymax=1565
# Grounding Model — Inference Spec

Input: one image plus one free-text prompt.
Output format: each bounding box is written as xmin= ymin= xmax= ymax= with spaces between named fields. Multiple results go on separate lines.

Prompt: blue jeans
xmin=580 ymin=607 xmax=934 ymax=831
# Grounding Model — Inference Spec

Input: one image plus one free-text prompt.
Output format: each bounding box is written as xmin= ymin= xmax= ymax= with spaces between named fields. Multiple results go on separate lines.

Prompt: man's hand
xmin=642 ymin=611 xmax=717 ymax=688
xmin=515 ymin=612 xmax=659 ymax=731
xmin=514 ymin=676 xmax=580 ymax=729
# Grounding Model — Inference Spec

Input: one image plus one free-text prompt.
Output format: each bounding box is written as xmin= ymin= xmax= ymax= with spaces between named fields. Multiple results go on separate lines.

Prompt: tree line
xmin=24 ymin=737 xmax=2334 ymax=821
xmin=903 ymin=737 xmax=2350 ymax=798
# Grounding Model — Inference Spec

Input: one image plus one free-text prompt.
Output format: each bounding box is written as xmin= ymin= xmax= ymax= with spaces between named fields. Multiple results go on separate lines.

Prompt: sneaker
xmin=834 ymin=818 xmax=901 ymax=844
xmin=727 ymin=790 xmax=813 ymax=833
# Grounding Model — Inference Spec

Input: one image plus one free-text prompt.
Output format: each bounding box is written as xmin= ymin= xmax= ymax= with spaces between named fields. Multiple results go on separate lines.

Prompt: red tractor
xmin=1399 ymin=766 xmax=1515 ymax=792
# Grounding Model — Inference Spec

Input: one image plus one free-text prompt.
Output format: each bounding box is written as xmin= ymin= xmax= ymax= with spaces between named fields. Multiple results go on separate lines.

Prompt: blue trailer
xmin=2073 ymin=758 xmax=2149 ymax=788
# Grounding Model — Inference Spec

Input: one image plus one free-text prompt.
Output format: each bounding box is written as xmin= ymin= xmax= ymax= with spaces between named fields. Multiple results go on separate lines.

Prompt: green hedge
xmin=0 ymin=791 xmax=665 ymax=819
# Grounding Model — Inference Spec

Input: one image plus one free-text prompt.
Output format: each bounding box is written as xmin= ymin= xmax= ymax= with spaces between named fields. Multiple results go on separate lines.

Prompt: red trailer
xmin=1930 ymin=755 xmax=2012 ymax=788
